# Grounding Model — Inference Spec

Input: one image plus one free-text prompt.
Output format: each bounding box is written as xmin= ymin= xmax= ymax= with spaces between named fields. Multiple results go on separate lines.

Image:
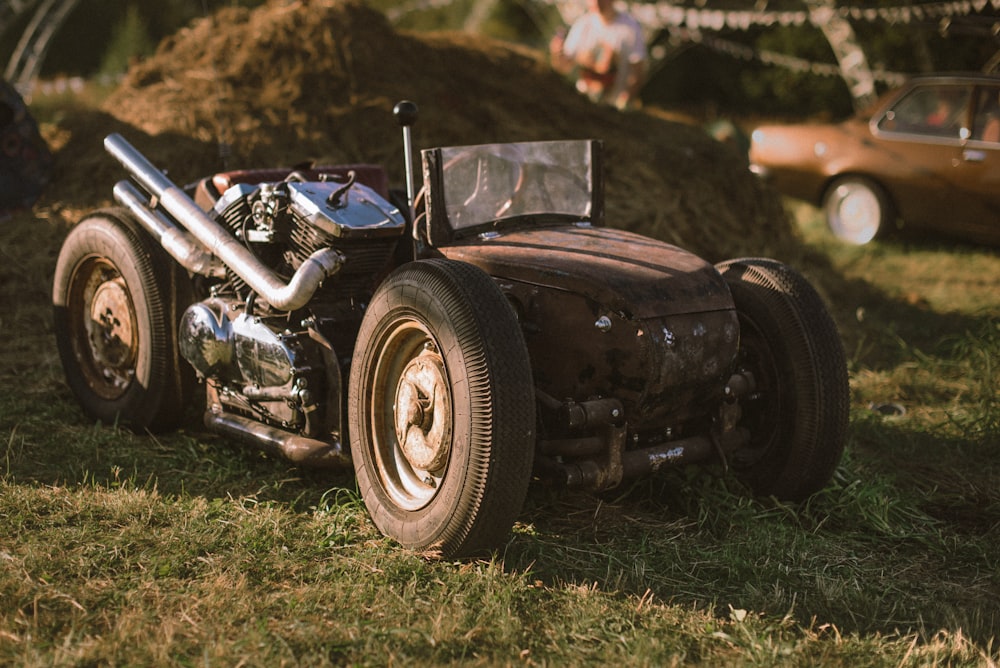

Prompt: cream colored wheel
xmin=373 ymin=322 xmax=452 ymax=510
xmin=823 ymin=177 xmax=892 ymax=245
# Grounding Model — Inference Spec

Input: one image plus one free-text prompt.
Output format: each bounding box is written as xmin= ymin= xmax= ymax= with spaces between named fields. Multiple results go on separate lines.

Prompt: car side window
xmin=971 ymin=86 xmax=1000 ymax=143
xmin=877 ymin=85 xmax=971 ymax=139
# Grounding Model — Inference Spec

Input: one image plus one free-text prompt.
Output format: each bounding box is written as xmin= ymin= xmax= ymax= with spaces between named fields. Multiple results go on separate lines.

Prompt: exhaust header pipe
xmin=114 ymin=180 xmax=226 ymax=279
xmin=105 ymin=133 xmax=344 ymax=312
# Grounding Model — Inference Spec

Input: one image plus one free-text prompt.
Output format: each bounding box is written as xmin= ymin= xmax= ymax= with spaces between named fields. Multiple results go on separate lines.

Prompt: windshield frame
xmin=421 ymin=139 xmax=604 ymax=244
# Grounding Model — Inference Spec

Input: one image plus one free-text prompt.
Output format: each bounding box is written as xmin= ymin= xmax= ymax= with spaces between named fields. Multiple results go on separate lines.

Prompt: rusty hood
xmin=437 ymin=225 xmax=734 ymax=318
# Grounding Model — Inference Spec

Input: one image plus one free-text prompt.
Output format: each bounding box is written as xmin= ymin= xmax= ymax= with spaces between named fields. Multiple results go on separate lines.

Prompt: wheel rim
xmin=68 ymin=257 xmax=139 ymax=400
xmin=370 ymin=318 xmax=452 ymax=511
xmin=827 ymin=182 xmax=881 ymax=244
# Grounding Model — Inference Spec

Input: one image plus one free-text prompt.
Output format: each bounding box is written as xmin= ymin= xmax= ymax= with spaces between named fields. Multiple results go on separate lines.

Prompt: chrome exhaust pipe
xmin=205 ymin=410 xmax=350 ymax=468
xmin=105 ymin=133 xmax=344 ymax=312
xmin=114 ymin=180 xmax=226 ymax=279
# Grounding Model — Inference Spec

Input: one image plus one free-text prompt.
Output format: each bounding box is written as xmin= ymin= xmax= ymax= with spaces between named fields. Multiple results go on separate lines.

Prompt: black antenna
xmin=393 ymin=100 xmax=419 ymax=211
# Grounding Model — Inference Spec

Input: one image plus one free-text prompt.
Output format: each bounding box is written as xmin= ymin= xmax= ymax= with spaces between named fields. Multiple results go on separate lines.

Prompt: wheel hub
xmin=394 ymin=350 xmax=450 ymax=471
xmin=87 ymin=278 xmax=137 ymax=380
xmin=831 ymin=183 xmax=880 ymax=244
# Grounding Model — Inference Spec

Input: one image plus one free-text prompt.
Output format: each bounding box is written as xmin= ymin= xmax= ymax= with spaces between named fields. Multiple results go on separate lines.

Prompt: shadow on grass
xmin=499 ymin=407 xmax=1000 ymax=646
xmin=2 ymin=394 xmax=356 ymax=512
xmin=778 ymin=241 xmax=997 ymax=372
xmin=6 ymin=299 xmax=997 ymax=649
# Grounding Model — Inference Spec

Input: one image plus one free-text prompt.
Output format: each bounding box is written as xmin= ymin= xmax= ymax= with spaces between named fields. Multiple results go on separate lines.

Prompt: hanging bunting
xmin=567 ymin=0 xmax=995 ymax=32
xmin=384 ymin=0 xmax=981 ymax=87
xmin=389 ymin=0 xmax=998 ymax=32
xmin=669 ymin=27 xmax=907 ymax=85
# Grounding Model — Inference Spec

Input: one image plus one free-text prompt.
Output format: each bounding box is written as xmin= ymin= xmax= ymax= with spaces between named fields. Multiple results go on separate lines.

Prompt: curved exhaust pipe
xmin=105 ymin=133 xmax=344 ymax=312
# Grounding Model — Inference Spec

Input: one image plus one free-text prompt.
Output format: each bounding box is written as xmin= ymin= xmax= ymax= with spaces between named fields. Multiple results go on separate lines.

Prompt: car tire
xmin=348 ymin=259 xmax=535 ymax=557
xmin=822 ymin=176 xmax=893 ymax=245
xmin=53 ymin=209 xmax=194 ymax=431
xmin=716 ymin=258 xmax=849 ymax=501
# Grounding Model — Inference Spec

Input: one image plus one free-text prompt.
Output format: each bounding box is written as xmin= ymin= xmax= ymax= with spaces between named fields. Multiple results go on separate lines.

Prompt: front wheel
xmin=53 ymin=209 xmax=193 ymax=431
xmin=822 ymin=176 xmax=893 ymax=245
xmin=717 ymin=258 xmax=849 ymax=500
xmin=348 ymin=259 xmax=535 ymax=558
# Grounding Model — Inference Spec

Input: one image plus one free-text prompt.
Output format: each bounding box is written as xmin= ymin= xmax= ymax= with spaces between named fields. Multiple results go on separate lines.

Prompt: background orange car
xmin=749 ymin=73 xmax=1000 ymax=246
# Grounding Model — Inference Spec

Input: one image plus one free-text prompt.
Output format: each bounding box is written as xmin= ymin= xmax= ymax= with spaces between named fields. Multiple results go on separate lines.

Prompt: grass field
xmin=2 ymin=140 xmax=998 ymax=664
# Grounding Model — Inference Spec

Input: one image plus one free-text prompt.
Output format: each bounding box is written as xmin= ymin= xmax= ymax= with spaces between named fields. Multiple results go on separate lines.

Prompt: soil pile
xmin=96 ymin=0 xmax=793 ymax=260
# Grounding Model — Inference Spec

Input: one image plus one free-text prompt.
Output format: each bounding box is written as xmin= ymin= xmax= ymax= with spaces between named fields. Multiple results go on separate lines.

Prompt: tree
xmin=98 ymin=3 xmax=153 ymax=77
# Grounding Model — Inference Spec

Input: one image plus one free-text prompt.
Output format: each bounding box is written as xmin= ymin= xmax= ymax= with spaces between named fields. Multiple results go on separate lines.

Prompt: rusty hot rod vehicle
xmin=53 ymin=102 xmax=849 ymax=557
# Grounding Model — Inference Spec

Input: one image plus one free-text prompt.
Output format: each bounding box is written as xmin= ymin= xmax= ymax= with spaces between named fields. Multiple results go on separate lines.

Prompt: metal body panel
xmin=438 ymin=225 xmax=734 ymax=318
xmin=438 ymin=225 xmax=739 ymax=428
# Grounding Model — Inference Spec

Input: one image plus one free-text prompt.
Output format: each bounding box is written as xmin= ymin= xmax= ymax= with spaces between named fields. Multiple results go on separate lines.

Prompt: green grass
xmin=3 ymin=188 xmax=999 ymax=663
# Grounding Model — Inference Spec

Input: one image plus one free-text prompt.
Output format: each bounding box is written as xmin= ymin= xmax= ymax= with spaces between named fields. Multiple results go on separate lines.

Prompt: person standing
xmin=549 ymin=0 xmax=647 ymax=110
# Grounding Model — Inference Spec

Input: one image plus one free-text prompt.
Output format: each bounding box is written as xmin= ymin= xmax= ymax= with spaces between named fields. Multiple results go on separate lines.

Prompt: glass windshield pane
xmin=437 ymin=141 xmax=593 ymax=230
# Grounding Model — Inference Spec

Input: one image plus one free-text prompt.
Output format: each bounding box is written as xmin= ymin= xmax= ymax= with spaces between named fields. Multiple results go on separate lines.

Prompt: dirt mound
xmin=96 ymin=0 xmax=793 ymax=260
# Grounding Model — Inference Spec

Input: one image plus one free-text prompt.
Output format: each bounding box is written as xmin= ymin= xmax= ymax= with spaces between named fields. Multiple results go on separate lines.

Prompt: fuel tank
xmin=438 ymin=225 xmax=740 ymax=428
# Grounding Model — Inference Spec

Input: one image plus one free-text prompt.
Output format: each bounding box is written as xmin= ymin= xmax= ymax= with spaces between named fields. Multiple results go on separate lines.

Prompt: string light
xmin=387 ymin=0 xmax=997 ymax=83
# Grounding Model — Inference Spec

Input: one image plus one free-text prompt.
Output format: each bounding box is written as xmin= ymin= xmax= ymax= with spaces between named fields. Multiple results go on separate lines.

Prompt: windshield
xmin=431 ymin=140 xmax=596 ymax=232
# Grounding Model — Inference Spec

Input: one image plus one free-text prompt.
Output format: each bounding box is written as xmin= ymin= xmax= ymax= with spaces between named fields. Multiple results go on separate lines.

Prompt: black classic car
xmin=53 ymin=102 xmax=848 ymax=557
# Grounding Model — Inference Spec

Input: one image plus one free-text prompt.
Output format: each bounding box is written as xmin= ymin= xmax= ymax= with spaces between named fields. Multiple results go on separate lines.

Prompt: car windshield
xmin=434 ymin=140 xmax=594 ymax=231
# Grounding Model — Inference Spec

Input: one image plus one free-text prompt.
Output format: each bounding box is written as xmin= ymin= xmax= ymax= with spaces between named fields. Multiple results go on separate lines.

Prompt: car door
xmin=869 ymin=82 xmax=976 ymax=233
xmin=950 ymin=84 xmax=1000 ymax=244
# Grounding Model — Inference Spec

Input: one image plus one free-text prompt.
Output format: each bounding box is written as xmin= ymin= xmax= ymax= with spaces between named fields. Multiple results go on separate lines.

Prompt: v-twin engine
xmin=173 ymin=173 xmax=408 ymax=464
xmin=103 ymin=133 xmax=408 ymax=467
xmin=210 ymin=176 xmax=407 ymax=305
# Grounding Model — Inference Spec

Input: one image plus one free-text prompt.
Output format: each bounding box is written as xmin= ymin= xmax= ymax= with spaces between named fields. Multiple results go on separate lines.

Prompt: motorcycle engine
xmin=177 ymin=174 xmax=406 ymax=434
xmin=211 ymin=176 xmax=406 ymax=304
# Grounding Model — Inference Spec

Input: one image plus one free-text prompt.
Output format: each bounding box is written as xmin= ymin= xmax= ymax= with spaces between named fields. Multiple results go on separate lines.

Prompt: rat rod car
xmin=53 ymin=102 xmax=848 ymax=557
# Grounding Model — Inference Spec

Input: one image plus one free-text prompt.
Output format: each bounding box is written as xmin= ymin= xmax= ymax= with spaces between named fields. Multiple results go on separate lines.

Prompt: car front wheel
xmin=822 ymin=176 xmax=893 ymax=245
xmin=347 ymin=259 xmax=535 ymax=558
xmin=716 ymin=258 xmax=849 ymax=501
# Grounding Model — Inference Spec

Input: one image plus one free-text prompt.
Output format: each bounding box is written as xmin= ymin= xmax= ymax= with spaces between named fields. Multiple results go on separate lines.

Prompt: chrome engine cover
xmin=179 ymin=298 xmax=326 ymax=432
xmin=210 ymin=179 xmax=406 ymax=312
xmin=179 ymin=297 xmax=304 ymax=388
xmin=178 ymin=298 xmax=235 ymax=381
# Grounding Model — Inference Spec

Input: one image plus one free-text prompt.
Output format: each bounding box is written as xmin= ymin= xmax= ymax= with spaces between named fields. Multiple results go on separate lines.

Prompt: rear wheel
xmin=53 ymin=209 xmax=193 ymax=431
xmin=348 ymin=259 xmax=535 ymax=558
xmin=822 ymin=176 xmax=893 ymax=245
xmin=717 ymin=258 xmax=849 ymax=500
